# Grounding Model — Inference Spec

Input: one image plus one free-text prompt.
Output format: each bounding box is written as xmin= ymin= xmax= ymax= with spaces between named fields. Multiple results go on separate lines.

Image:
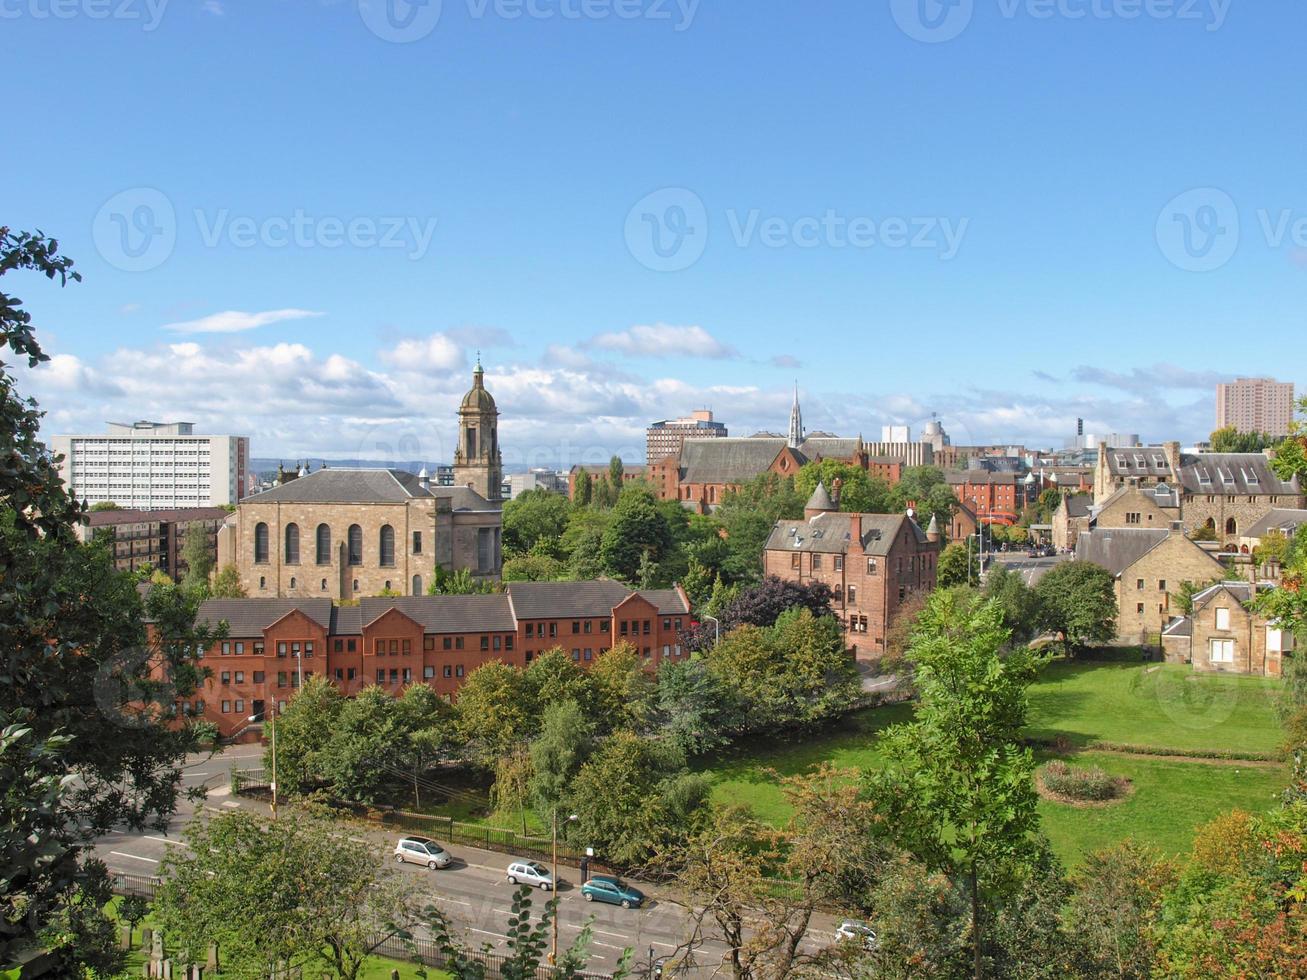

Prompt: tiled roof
xmin=195 ymin=598 xmax=334 ymax=636
xmin=1175 ymin=453 xmax=1298 ymax=496
xmin=507 ymin=580 xmax=634 ymax=619
xmin=1074 ymin=528 xmax=1169 ymax=576
xmin=1190 ymin=581 xmax=1255 ymax=611
xmin=357 ymin=595 xmax=517 ymax=632
xmin=1064 ymin=494 xmax=1093 ymax=518
xmin=798 ymin=437 xmax=859 ymax=459
xmin=637 ymin=588 xmax=691 ymax=615
xmin=679 ymin=439 xmax=796 ymax=485
xmin=1245 ymin=508 xmax=1307 ymax=539
xmin=242 ymin=468 xmax=497 ymax=509
xmin=764 ymin=511 xmax=924 ymax=557
xmin=945 ymin=471 xmax=1025 ymax=485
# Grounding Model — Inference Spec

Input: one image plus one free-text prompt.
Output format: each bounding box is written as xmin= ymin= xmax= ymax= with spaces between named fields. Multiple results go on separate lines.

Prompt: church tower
xmin=787 ymin=383 xmax=804 ymax=449
xmin=453 ymin=356 xmax=503 ymax=501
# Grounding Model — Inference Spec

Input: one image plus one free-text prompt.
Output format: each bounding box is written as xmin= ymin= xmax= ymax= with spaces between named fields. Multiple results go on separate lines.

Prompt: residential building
xmin=1092 ymin=484 xmax=1181 ymax=531
xmin=763 ymin=483 xmax=941 ymax=661
xmin=1162 ymin=582 xmax=1293 ymax=676
xmin=1216 ymin=377 xmax=1295 ymax=437
xmin=1074 ymin=527 xmax=1225 ymax=645
xmin=51 ymin=421 xmax=249 ymax=508
xmin=946 ymin=471 xmax=1038 ymax=525
xmin=76 ymin=506 xmax=230 ymax=581
xmin=1049 ymin=493 xmax=1092 ymax=552
xmin=1239 ymin=508 xmax=1307 ymax=554
xmin=645 ymin=410 xmax=728 ymax=465
xmin=1092 ymin=442 xmax=1303 ymax=541
xmin=949 ymin=500 xmax=978 ymax=544
xmin=172 ymin=580 xmax=691 ymax=737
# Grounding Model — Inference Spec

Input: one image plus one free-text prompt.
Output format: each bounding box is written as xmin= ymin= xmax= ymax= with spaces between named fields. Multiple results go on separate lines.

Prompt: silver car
xmin=835 ymin=920 xmax=877 ymax=951
xmin=506 ymin=860 xmax=554 ymax=890
xmin=393 ymin=836 xmax=451 ymax=869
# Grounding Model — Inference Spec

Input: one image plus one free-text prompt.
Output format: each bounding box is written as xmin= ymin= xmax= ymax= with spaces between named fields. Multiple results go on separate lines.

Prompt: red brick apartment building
xmin=169 ymin=580 xmax=691 ymax=736
xmin=946 ymin=471 xmax=1037 ymax=525
xmin=762 ymin=483 xmax=941 ymax=661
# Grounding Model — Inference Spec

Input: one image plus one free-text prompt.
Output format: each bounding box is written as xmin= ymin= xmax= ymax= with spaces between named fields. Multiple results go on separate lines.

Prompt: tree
xmin=859 ymin=854 xmax=971 ymax=978
xmin=561 ymin=508 xmax=611 ymax=579
xmin=891 ymin=466 xmax=958 ymax=529
xmin=455 ymin=662 xmax=534 ymax=761
xmin=868 ymin=588 xmax=1046 ymax=980
xmin=600 ymin=486 xmax=673 ymax=582
xmin=155 ymin=808 xmax=414 ymax=979
xmin=118 ymin=894 xmax=149 ymax=949
xmin=608 ymin=454 xmax=624 ymax=488
xmin=715 ymin=473 xmax=805 ymax=581
xmin=1254 ymin=527 xmax=1290 ymax=567
xmin=502 ymin=488 xmax=572 ymax=555
xmin=574 ymin=469 xmax=593 ymax=506
xmin=1210 ymin=425 xmax=1278 ymax=453
xmin=492 ymin=744 xmax=535 ymax=834
xmin=1064 ymin=841 xmax=1174 ymax=979
xmin=210 ymin=563 xmax=247 ymax=598
xmin=523 ymin=647 xmax=591 ymax=710
xmin=795 ymin=460 xmax=895 ymax=514
xmin=180 ymin=522 xmax=214 ymax=594
xmin=567 ymin=731 xmax=710 ymax=868
xmin=0 ymin=227 xmax=216 ymax=970
xmin=937 ymin=541 xmax=972 ymax=587
xmin=529 ymin=699 xmax=594 ymax=820
xmin=267 ymin=675 xmax=344 ymax=793
xmin=87 ymin=500 xmax=120 ymax=511
xmin=428 ymin=566 xmax=496 ymax=595
xmin=684 ymin=573 xmax=834 ymax=650
xmin=983 ymin=565 xmax=1041 ymax=642
xmin=318 ymin=685 xmax=404 ymax=804
xmin=655 ymin=658 xmax=731 ymax=756
xmin=502 ymin=552 xmax=567 ymax=582
xmin=588 ymin=643 xmax=656 ymax=733
xmin=1035 ymin=561 xmax=1118 ymax=650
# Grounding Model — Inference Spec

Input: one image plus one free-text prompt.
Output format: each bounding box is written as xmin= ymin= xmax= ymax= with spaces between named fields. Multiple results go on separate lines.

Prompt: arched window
xmin=289 ymin=576 xmax=296 ymax=589
xmin=1226 ymin=517 xmax=1238 ymax=536
xmin=258 ymin=575 xmax=266 ymax=590
xmin=284 ymin=523 xmax=300 ymax=564
xmin=254 ymin=522 xmax=269 ymax=563
xmin=352 ymin=578 xmax=359 ymax=592
xmin=1205 ymin=517 xmax=1216 ymax=530
xmin=384 ymin=580 xmax=392 ymax=591
xmin=379 ymin=524 xmax=395 ymax=567
xmin=320 ymin=578 xmax=327 ymax=591
xmin=412 ymin=575 xmax=422 ymax=596
xmin=348 ymin=525 xmax=363 ymax=565
xmin=316 ymin=524 xmax=331 ymax=565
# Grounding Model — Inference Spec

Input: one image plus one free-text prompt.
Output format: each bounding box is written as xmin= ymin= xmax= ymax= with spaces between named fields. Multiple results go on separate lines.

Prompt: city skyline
xmin=9 ymin=2 xmax=1307 ymax=461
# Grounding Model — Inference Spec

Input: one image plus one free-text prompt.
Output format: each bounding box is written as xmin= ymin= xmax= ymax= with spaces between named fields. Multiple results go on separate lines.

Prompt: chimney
xmin=830 ymin=476 xmax=843 ymax=509
xmin=1163 ymin=441 xmax=1182 ymax=480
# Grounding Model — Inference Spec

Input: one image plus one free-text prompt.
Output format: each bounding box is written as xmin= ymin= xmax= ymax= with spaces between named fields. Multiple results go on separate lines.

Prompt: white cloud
xmin=202 ymin=0 xmax=225 ymax=14
xmin=162 ymin=309 xmax=324 ymax=334
xmin=378 ymin=334 xmax=464 ymax=372
xmin=586 ymin=323 xmax=737 ymax=360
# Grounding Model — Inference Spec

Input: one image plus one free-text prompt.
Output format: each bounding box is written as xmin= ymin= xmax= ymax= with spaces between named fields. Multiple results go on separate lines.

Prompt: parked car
xmin=507 ymin=860 xmax=554 ymax=890
xmin=393 ymin=836 xmax=451 ymax=869
xmin=580 ymin=875 xmax=645 ymax=909
xmin=834 ymin=920 xmax=877 ymax=951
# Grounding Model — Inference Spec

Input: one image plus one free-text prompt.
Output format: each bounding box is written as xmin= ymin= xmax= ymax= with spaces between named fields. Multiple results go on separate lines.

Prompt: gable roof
xmin=195 ymin=598 xmax=335 ymax=635
xmin=1175 ymin=453 xmax=1297 ymax=496
xmin=357 ymin=595 xmax=517 ymax=632
xmin=1074 ymin=528 xmax=1170 ymax=576
xmin=506 ymin=580 xmax=635 ymax=620
xmin=1190 ymin=581 xmax=1255 ymax=612
xmin=798 ymin=437 xmax=860 ymax=459
xmin=764 ymin=511 xmax=926 ymax=557
xmin=87 ymin=506 xmax=231 ymax=527
xmin=678 ymin=438 xmax=799 ymax=485
xmin=1063 ymin=494 xmax=1093 ymax=519
xmin=1244 ymin=508 xmax=1307 ymax=539
xmin=243 ymin=468 xmax=496 ymax=510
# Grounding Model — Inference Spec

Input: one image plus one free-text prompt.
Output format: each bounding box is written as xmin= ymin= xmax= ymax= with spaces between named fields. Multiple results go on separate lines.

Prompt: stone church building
xmin=219 ymin=362 xmax=503 ymax=599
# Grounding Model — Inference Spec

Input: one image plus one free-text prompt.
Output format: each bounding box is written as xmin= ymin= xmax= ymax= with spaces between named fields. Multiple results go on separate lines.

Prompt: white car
xmin=835 ymin=920 xmax=877 ymax=951
xmin=506 ymin=860 xmax=554 ymax=890
xmin=393 ymin=836 xmax=451 ymax=869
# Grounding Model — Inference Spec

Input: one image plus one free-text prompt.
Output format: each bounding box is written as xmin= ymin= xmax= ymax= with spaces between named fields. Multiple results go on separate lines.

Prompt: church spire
xmin=787 ymin=382 xmax=804 ymax=449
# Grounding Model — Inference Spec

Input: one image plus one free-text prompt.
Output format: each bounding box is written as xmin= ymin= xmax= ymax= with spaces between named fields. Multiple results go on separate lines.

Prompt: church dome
xmin=460 ymin=359 xmax=497 ymax=414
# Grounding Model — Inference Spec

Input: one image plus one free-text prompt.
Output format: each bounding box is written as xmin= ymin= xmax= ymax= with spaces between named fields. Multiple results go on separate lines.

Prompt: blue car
xmin=580 ymin=874 xmax=645 ymax=909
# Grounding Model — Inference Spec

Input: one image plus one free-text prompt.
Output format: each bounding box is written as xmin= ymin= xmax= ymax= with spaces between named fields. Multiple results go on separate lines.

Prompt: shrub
xmin=1039 ymin=760 xmax=1121 ymax=801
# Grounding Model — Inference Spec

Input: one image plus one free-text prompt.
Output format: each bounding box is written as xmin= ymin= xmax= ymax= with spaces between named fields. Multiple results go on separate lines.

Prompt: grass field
xmin=698 ymin=656 xmax=1289 ymax=865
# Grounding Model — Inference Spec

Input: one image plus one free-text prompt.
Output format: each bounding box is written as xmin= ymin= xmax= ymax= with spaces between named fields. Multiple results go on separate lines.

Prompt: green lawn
xmin=697 ymin=657 xmax=1290 ymax=866
xmin=1026 ymin=659 xmax=1284 ymax=755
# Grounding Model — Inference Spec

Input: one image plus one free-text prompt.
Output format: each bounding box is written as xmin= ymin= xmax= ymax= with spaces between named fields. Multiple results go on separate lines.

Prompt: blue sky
xmin=5 ymin=0 xmax=1303 ymax=466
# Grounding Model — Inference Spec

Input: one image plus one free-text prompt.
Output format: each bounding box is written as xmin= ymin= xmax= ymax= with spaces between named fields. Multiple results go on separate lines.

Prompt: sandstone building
xmin=1162 ymin=581 xmax=1293 ymax=676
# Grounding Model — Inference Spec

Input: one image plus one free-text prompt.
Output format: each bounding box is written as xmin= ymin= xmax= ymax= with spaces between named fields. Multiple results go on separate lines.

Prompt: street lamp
xmin=702 ymin=615 xmax=720 ymax=645
xmin=549 ymin=810 xmax=579 ymax=965
xmin=235 ymin=706 xmax=279 ymax=820
xmin=646 ymin=944 xmax=669 ymax=978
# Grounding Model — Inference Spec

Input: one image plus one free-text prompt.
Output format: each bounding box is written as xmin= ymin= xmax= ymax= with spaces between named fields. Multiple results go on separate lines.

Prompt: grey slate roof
xmin=805 ymin=482 xmax=836 ymax=513
xmin=1104 ymin=449 xmax=1299 ymax=496
xmin=87 ymin=506 xmax=231 ymax=527
xmin=945 ymin=471 xmax=1025 ymax=485
xmin=1190 ymin=581 xmax=1255 ymax=611
xmin=1095 ymin=484 xmax=1181 ymax=513
xmin=1244 ymin=508 xmax=1307 ymax=539
xmin=195 ymin=598 xmax=334 ymax=635
xmin=1074 ymin=528 xmax=1169 ymax=576
xmin=637 ymin=588 xmax=691 ymax=615
xmin=1064 ymin=494 xmax=1093 ymax=519
xmin=507 ymin=580 xmax=633 ymax=619
xmin=357 ymin=595 xmax=517 ymax=632
xmin=798 ymin=437 xmax=860 ymax=459
xmin=1162 ymin=616 xmax=1192 ymax=638
xmin=679 ymin=438 xmax=797 ymax=485
xmin=765 ymin=511 xmax=924 ymax=557
xmin=242 ymin=468 xmax=497 ymax=510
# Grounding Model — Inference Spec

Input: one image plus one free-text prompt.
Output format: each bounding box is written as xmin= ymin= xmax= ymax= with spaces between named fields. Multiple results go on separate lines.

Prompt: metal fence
xmin=230 ymin=767 xmax=270 ymax=795
xmin=111 ymin=871 xmax=160 ymax=900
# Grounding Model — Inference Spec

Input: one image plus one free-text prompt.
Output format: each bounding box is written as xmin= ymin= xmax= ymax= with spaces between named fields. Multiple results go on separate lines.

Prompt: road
xmin=989 ymin=552 xmax=1070 ymax=587
xmin=91 ymin=748 xmax=843 ymax=975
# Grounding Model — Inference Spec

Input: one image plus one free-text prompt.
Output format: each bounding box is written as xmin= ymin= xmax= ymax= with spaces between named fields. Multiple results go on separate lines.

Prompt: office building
xmin=646 ymin=409 xmax=728 ymax=465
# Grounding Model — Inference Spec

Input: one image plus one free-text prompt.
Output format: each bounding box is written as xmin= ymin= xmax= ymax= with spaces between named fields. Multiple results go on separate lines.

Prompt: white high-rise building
xmin=1215 ymin=377 xmax=1296 ymax=437
xmin=50 ymin=421 xmax=249 ymax=509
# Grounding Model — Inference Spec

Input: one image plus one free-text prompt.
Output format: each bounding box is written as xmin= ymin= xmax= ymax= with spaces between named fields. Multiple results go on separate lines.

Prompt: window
xmin=389 ymin=639 xmax=398 ymax=655
xmin=234 ymin=699 xmax=244 ymax=714
xmin=790 ymin=553 xmax=800 ymax=569
xmin=572 ymin=621 xmax=581 ymax=634
xmin=221 ymin=641 xmax=230 ymax=655
xmin=376 ymin=669 xmax=385 ymax=683
xmin=277 ymin=642 xmax=287 ymax=657
xmin=812 ymin=554 xmax=822 ymax=570
xmin=222 ymin=700 xmax=231 ymax=713
xmin=1125 ymin=512 xmax=1140 ymax=525
xmin=403 ymin=668 xmax=412 ymax=683
xmin=643 ymin=620 xmax=651 ymax=635
xmin=455 ymin=665 xmax=464 ymax=678
xmin=234 ymin=671 xmax=244 ymax=683
xmin=1215 ymin=607 xmax=1231 ymax=630
xmin=424 ymin=666 xmax=435 ymax=679
xmin=443 ymin=665 xmax=452 ymax=678
xmin=291 ymin=642 xmax=301 ymax=658
xmin=380 ymin=525 xmax=395 ymax=566
xmin=235 ymin=641 xmax=244 ymax=654
xmin=456 ymin=637 xmax=464 ymax=650
xmin=353 ymin=579 xmax=359 ymax=592
xmin=412 ymin=530 xmax=422 ymax=554
xmin=334 ymin=639 xmax=343 ymax=653
xmin=572 ymin=648 xmax=581 ymax=661
xmin=526 ymin=623 xmax=534 ymax=638
xmin=584 ymin=620 xmax=592 ymax=633
xmin=221 ymin=671 xmax=231 ymax=684
xmin=348 ymin=524 xmax=363 ymax=565
xmin=548 ymin=623 xmax=557 ymax=638
xmin=1225 ymin=517 xmax=1238 ymax=536
xmin=833 ymin=555 xmax=844 ymax=571
xmin=412 ymin=575 xmax=422 ymax=596
xmin=289 ymin=576 xmax=296 ymax=589
xmin=1159 ymin=580 xmax=1167 ymax=591
xmin=284 ymin=523 xmax=300 ymax=564
xmin=1136 ymin=603 xmax=1145 ymax=614
xmin=847 ymin=585 xmax=857 ymax=604
xmin=493 ymin=636 xmax=501 ymax=651
xmin=867 ymin=558 xmax=878 ymax=574
xmin=443 ymin=637 xmax=452 ymax=650
xmin=347 ymin=667 xmax=356 ymax=680
xmin=347 ymin=638 xmax=356 ymax=652
xmin=1210 ymin=638 xmax=1235 ymax=664
xmin=1136 ymin=579 xmax=1145 ymax=590
xmin=505 ymin=636 xmax=514 ymax=651
xmin=277 ymin=671 xmax=287 ymax=688
xmin=254 ymin=522 xmax=269 ymax=563
xmin=316 ymin=523 xmax=331 ymax=564
xmin=334 ymin=668 xmax=344 ymax=680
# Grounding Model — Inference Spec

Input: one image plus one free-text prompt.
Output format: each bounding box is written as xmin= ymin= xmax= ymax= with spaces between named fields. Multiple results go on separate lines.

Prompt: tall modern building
xmin=51 ymin=421 xmax=249 ymax=508
xmin=1216 ymin=377 xmax=1296 ymax=437
xmin=646 ymin=409 xmax=728 ymax=465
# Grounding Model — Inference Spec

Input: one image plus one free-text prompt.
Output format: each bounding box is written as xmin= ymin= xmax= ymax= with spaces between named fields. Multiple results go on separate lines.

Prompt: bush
xmin=1039 ymin=760 xmax=1121 ymax=801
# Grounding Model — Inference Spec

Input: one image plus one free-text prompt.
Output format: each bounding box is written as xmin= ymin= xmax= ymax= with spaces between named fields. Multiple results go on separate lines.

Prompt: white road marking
xmin=109 ymin=851 xmax=158 ymax=864
xmin=592 ymin=928 xmax=629 ymax=940
xmin=221 ymin=801 xmax=241 ymax=808
xmin=439 ymin=898 xmax=473 ymax=907
xmin=592 ymin=941 xmax=625 ymax=951
xmin=143 ymin=835 xmax=182 ymax=845
xmin=649 ymin=941 xmax=677 ymax=950
xmin=470 ymin=929 xmax=509 ymax=941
